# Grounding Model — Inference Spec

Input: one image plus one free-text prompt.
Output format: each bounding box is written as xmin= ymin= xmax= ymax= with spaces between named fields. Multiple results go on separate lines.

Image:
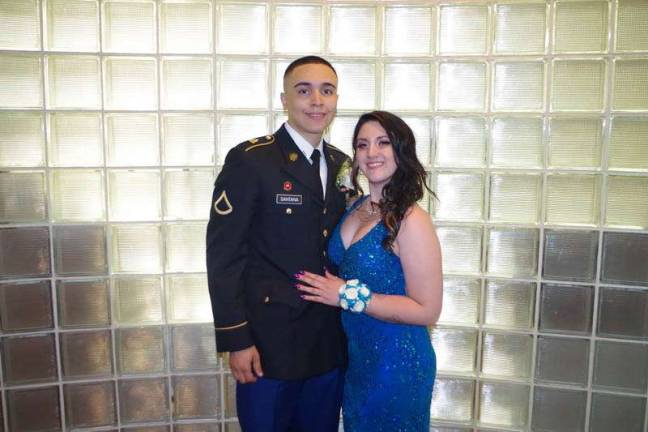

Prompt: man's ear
xmin=280 ymin=92 xmax=287 ymax=108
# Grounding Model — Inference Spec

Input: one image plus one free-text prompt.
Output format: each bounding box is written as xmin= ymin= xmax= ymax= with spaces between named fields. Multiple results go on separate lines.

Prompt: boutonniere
xmin=335 ymin=159 xmax=354 ymax=193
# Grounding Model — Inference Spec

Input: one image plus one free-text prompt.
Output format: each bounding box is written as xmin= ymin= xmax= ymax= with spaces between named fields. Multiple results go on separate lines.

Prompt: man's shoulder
xmin=324 ymin=142 xmax=350 ymax=160
xmin=227 ymin=133 xmax=278 ymax=163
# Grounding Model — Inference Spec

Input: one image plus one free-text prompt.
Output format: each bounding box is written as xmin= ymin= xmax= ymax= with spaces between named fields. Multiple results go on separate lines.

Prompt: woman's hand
xmin=296 ymin=269 xmax=344 ymax=307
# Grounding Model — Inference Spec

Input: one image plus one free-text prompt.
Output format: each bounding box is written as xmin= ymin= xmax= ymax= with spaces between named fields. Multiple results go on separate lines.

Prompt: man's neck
xmin=285 ymin=120 xmax=323 ymax=148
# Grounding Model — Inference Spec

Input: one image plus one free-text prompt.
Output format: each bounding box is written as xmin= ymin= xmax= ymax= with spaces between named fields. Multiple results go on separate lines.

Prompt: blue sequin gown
xmin=328 ymin=198 xmax=436 ymax=432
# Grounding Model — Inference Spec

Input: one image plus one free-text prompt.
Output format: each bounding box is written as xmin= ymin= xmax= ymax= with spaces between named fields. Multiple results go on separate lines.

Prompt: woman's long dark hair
xmin=351 ymin=111 xmax=434 ymax=251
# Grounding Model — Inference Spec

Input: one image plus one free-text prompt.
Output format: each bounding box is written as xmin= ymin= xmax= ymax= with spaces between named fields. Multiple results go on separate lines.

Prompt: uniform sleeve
xmin=206 ymin=146 xmax=258 ymax=352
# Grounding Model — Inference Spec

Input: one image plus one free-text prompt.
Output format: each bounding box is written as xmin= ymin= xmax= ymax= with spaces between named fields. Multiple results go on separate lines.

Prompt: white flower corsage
xmin=338 ymin=279 xmax=372 ymax=313
xmin=335 ymin=159 xmax=354 ymax=193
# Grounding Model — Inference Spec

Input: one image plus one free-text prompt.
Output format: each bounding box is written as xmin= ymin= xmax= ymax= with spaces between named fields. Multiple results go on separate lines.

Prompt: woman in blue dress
xmin=296 ymin=111 xmax=443 ymax=431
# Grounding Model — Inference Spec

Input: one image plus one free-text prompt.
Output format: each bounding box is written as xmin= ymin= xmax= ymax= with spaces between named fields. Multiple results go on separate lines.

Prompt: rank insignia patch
xmin=213 ymin=190 xmax=233 ymax=215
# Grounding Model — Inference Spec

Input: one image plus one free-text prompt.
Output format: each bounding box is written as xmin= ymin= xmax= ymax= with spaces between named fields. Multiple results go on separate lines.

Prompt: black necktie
xmin=310 ymin=149 xmax=323 ymax=199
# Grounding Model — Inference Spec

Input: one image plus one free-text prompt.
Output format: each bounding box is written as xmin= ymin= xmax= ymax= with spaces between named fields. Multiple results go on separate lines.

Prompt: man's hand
xmin=230 ymin=345 xmax=264 ymax=384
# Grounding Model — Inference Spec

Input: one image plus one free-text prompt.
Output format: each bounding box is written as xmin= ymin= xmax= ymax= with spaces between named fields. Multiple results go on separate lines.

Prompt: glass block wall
xmin=0 ymin=0 xmax=647 ymax=431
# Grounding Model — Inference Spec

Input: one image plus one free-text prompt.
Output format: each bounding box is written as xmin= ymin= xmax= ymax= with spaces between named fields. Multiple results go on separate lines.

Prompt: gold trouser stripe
xmin=215 ymin=321 xmax=248 ymax=331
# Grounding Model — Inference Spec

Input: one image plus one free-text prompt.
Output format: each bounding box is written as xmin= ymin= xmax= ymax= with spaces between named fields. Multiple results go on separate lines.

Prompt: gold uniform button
xmin=323 ymin=208 xmax=327 ymax=215
xmin=285 ymin=208 xmax=292 ymax=215
xmin=323 ymin=250 xmax=327 ymax=256
xmin=263 ymin=296 xmax=270 ymax=303
xmin=323 ymin=229 xmax=329 ymax=237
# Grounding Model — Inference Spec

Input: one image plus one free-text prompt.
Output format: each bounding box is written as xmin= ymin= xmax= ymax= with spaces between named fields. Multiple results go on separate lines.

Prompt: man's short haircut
xmin=283 ymin=55 xmax=337 ymax=80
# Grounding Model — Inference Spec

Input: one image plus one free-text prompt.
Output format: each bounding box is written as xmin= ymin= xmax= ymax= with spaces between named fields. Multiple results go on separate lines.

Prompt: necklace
xmin=357 ymin=199 xmax=380 ymax=218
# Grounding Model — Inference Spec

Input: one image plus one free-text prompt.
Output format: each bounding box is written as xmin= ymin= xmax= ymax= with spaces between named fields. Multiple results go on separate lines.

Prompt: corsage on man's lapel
xmin=335 ymin=159 xmax=353 ymax=193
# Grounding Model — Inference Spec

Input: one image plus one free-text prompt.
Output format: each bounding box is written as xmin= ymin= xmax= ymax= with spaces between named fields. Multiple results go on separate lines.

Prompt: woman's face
xmin=355 ymin=120 xmax=398 ymax=190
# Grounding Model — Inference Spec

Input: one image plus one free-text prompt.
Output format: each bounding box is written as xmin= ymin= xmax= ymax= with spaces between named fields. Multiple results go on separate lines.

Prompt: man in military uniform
xmin=206 ymin=56 xmax=351 ymax=431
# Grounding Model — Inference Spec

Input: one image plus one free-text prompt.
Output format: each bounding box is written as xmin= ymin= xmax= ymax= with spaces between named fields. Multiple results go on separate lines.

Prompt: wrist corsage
xmin=338 ymin=279 xmax=372 ymax=313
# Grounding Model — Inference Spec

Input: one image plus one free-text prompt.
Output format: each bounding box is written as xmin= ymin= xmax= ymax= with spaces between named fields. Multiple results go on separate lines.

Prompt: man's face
xmin=281 ymin=63 xmax=338 ymax=146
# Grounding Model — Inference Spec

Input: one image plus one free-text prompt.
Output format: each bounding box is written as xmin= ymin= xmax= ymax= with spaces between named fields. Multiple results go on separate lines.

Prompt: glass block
xmin=332 ymin=62 xmax=375 ymax=111
xmin=162 ymin=114 xmax=214 ymax=166
xmin=327 ymin=116 xmax=356 ymax=158
xmin=613 ymin=59 xmax=648 ymax=111
xmin=105 ymin=113 xmax=159 ymax=167
xmin=486 ymin=228 xmax=539 ymax=278
xmin=0 ymin=0 xmax=40 ymax=50
xmin=438 ymin=5 xmax=488 ymax=55
xmin=481 ymin=332 xmax=532 ymax=379
xmin=593 ymin=340 xmax=648 ymax=393
xmin=160 ymin=0 xmax=211 ymax=54
xmin=554 ymin=1 xmax=608 ymax=53
xmin=430 ymin=378 xmax=475 ymax=422
xmin=0 ymin=54 xmax=42 ymax=108
xmin=45 ymin=0 xmax=98 ymax=51
xmin=218 ymin=3 xmax=266 ymax=54
xmin=384 ymin=6 xmax=433 ymax=56
xmin=606 ymin=176 xmax=648 ymax=228
xmin=102 ymin=0 xmax=156 ymax=53
xmin=432 ymin=172 xmax=483 ymax=221
xmin=383 ymin=63 xmax=431 ymax=111
xmin=548 ymin=117 xmax=603 ymax=168
xmin=540 ymin=283 xmax=593 ymax=335
xmin=493 ymin=62 xmax=544 ymax=111
xmin=535 ymin=336 xmax=589 ymax=386
xmin=0 ymin=280 xmax=52 ymax=332
xmin=53 ymin=225 xmax=107 ymax=277
xmin=601 ymin=232 xmax=648 ymax=285
xmin=173 ymin=375 xmax=221 ymax=419
xmin=478 ymin=382 xmax=529 ymax=428
xmin=224 ymin=372 xmax=237 ymax=417
xmin=171 ymin=324 xmax=219 ymax=371
xmin=436 ymin=226 xmax=482 ymax=275
xmin=2 ymin=334 xmax=57 ymax=384
xmin=113 ymin=276 xmax=163 ymax=325
xmin=0 ymin=171 xmax=46 ymax=222
xmin=494 ymin=3 xmax=546 ymax=54
xmin=48 ymin=112 xmax=103 ymax=167
xmin=0 ymin=111 xmax=44 ymax=167
xmin=483 ymin=280 xmax=535 ymax=330
xmin=616 ymin=0 xmax=648 ymax=52
xmin=218 ymin=60 xmax=267 ymax=109
xmin=435 ymin=117 xmax=486 ymax=167
xmin=176 ymin=425 xmax=220 ymax=432
xmin=108 ymin=170 xmax=161 ymax=221
xmin=490 ymin=117 xmax=543 ymax=168
xmin=545 ymin=174 xmax=600 ymax=225
xmin=0 ymin=227 xmax=51 ymax=279
xmin=543 ymin=230 xmax=598 ymax=282
xmin=161 ymin=57 xmax=213 ymax=110
xmin=118 ymin=378 xmax=169 ymax=423
xmin=273 ymin=5 xmax=321 ymax=54
xmin=590 ymin=393 xmax=646 ymax=432
xmin=110 ymin=224 xmax=163 ymax=274
xmin=51 ymin=169 xmax=105 ymax=221
xmin=61 ymin=330 xmax=112 ymax=379
xmin=609 ymin=117 xmax=648 ymax=171
xmin=164 ymin=169 xmax=214 ymax=220
xmin=329 ymin=6 xmax=376 ymax=55
xmin=532 ymin=387 xmax=587 ymax=432
xmin=7 ymin=387 xmax=60 ymax=432
xmin=64 ymin=382 xmax=116 ymax=428
xmin=218 ymin=114 xmax=268 ymax=164
xmin=598 ymin=287 xmax=648 ymax=340
xmin=437 ymin=62 xmax=486 ymax=111
xmin=47 ymin=55 xmax=101 ymax=108
xmin=103 ymin=57 xmax=157 ymax=110
xmin=551 ymin=60 xmax=606 ymax=111
xmin=166 ymin=274 xmax=211 ymax=323
xmin=57 ymin=279 xmax=110 ymax=328
xmin=438 ymin=277 xmax=480 ymax=325
xmin=165 ymin=222 xmax=207 ymax=272
xmin=488 ymin=173 xmax=541 ymax=223
xmin=431 ymin=327 xmax=477 ymax=374
xmin=117 ymin=326 xmax=165 ymax=374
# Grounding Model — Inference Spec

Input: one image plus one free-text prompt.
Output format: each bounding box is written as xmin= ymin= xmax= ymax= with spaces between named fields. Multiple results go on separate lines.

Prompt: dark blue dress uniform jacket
xmin=206 ymin=125 xmax=350 ymax=380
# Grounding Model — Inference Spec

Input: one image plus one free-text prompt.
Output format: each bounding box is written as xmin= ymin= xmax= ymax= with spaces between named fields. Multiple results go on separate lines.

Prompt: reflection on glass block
xmin=52 ymin=169 xmax=105 ymax=221
xmin=616 ymin=0 xmax=648 ymax=52
xmin=486 ymin=228 xmax=538 ymax=278
xmin=484 ymin=280 xmax=535 ymax=330
xmin=161 ymin=57 xmax=213 ymax=109
xmin=488 ymin=173 xmax=541 ymax=223
xmin=110 ymin=224 xmax=163 ymax=274
xmin=437 ymin=62 xmax=486 ymax=111
xmin=482 ymin=332 xmax=532 ymax=379
xmin=384 ymin=7 xmax=433 ymax=56
xmin=549 ymin=117 xmax=603 ymax=168
xmin=0 ymin=171 xmax=46 ymax=222
xmin=218 ymin=60 xmax=267 ymax=109
xmin=106 ymin=113 xmax=158 ymax=167
xmin=117 ymin=327 xmax=165 ymax=374
xmin=103 ymin=57 xmax=157 ymax=110
xmin=46 ymin=55 xmax=100 ymax=108
xmin=166 ymin=275 xmax=211 ymax=323
xmin=609 ymin=117 xmax=648 ymax=171
xmin=160 ymin=0 xmax=211 ymax=54
xmin=535 ymin=336 xmax=589 ymax=386
xmin=102 ymin=0 xmax=155 ymax=53
xmin=431 ymin=327 xmax=477 ymax=374
xmin=554 ymin=1 xmax=608 ymax=53
xmin=545 ymin=174 xmax=600 ymax=225
xmin=53 ymin=225 xmax=107 ymax=276
xmin=479 ymin=382 xmax=529 ymax=428
xmin=590 ymin=393 xmax=646 ymax=432
xmin=0 ymin=112 xmax=44 ymax=167
xmin=57 ymin=279 xmax=110 ymax=328
xmin=173 ymin=375 xmax=220 ymax=419
xmin=64 ymin=382 xmax=116 ymax=428
xmin=274 ymin=5 xmax=321 ymax=54
xmin=48 ymin=112 xmax=103 ymax=166
xmin=383 ymin=63 xmax=431 ymax=111
xmin=218 ymin=3 xmax=266 ymax=54
xmin=490 ymin=117 xmax=544 ymax=168
xmin=61 ymin=330 xmax=112 ymax=379
xmin=333 ymin=62 xmax=376 ymax=110
xmin=218 ymin=114 xmax=269 ymax=164
xmin=430 ymin=378 xmax=474 ymax=422
xmin=601 ymin=232 xmax=648 ymax=285
xmin=164 ymin=169 xmax=213 ymax=220
xmin=2 ymin=334 xmax=57 ymax=384
xmin=7 ymin=387 xmax=60 ymax=432
xmin=0 ymin=280 xmax=52 ymax=332
xmin=543 ymin=230 xmax=597 ymax=282
xmin=494 ymin=3 xmax=546 ymax=54
xmin=329 ymin=6 xmax=376 ymax=55
xmin=551 ymin=60 xmax=606 ymax=111
xmin=45 ymin=0 xmax=99 ymax=51
xmin=606 ymin=176 xmax=648 ymax=228
xmin=493 ymin=62 xmax=544 ymax=111
xmin=0 ymin=227 xmax=50 ymax=279
xmin=328 ymin=116 xmax=358 ymax=157
xmin=108 ymin=170 xmax=161 ymax=221
xmin=113 ymin=277 xmax=163 ymax=325
xmin=532 ymin=387 xmax=587 ymax=432
xmin=162 ymin=114 xmax=214 ymax=166
xmin=0 ymin=0 xmax=40 ymax=50
xmin=435 ymin=117 xmax=486 ymax=167
xmin=119 ymin=378 xmax=169 ymax=424
xmin=436 ymin=226 xmax=482 ymax=274
xmin=0 ymin=54 xmax=42 ymax=107
xmin=593 ymin=340 xmax=648 ymax=393
xmin=598 ymin=287 xmax=648 ymax=340
xmin=438 ymin=5 xmax=488 ymax=54
xmin=224 ymin=372 xmax=237 ymax=418
xmin=432 ymin=172 xmax=483 ymax=221
xmin=165 ymin=223 xmax=207 ymax=272
xmin=540 ymin=284 xmax=593 ymax=336
xmin=438 ymin=277 xmax=480 ymax=325
xmin=613 ymin=59 xmax=648 ymax=111
xmin=171 ymin=325 xmax=219 ymax=371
